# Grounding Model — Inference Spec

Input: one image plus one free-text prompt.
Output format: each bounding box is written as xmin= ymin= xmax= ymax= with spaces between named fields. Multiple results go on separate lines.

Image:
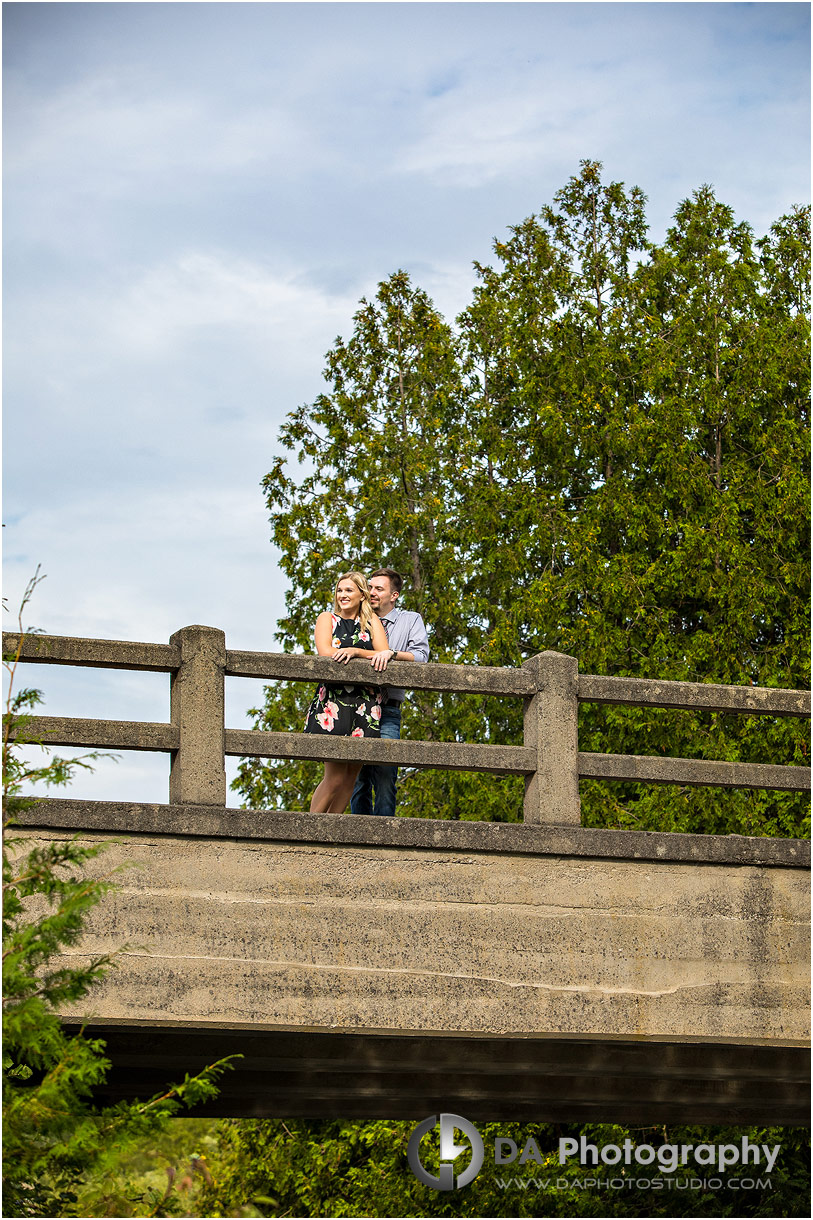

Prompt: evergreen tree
xmin=235 ymin=166 xmax=809 ymax=837
xmin=578 ymin=189 xmax=810 ymax=835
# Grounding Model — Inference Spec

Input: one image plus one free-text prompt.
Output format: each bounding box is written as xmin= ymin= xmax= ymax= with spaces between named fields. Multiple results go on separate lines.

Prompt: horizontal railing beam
xmin=5 ymin=631 xmax=810 ymax=716
xmin=578 ymin=675 xmax=810 ymax=718
xmin=10 ymin=716 xmax=178 ymax=753
xmin=225 ymin=651 xmax=536 ymax=695
xmin=3 ymin=632 xmax=180 ymax=673
xmin=225 ymin=729 xmax=535 ymax=775
xmin=6 ymin=629 xmax=811 ymax=813
xmin=579 ymin=752 xmax=811 ymax=792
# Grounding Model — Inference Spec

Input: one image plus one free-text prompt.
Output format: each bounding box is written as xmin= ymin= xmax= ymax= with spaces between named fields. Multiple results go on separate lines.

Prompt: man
xmin=351 ymin=567 xmax=429 ymax=817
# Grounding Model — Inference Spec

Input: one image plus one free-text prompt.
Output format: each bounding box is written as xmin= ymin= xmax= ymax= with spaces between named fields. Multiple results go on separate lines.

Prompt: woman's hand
xmin=331 ymin=646 xmax=357 ymax=663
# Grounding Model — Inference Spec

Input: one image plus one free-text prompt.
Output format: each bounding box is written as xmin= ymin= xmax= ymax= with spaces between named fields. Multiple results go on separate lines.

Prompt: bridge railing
xmin=4 ymin=626 xmax=810 ymax=826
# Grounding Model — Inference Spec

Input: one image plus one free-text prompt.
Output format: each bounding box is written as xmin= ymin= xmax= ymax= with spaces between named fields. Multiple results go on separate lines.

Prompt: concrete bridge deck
xmin=17 ymin=798 xmax=810 ymax=1124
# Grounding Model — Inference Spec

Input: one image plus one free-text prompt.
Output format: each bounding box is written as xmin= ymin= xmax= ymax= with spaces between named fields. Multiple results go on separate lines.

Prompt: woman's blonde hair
xmin=333 ymin=571 xmax=374 ymax=635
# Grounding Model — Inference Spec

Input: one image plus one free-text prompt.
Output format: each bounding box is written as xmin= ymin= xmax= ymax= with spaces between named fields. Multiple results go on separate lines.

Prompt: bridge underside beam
xmin=65 ymin=1022 xmax=809 ymax=1126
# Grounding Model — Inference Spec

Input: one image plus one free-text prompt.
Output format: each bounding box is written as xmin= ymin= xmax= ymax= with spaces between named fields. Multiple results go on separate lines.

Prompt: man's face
xmin=369 ymin=575 xmax=399 ymax=617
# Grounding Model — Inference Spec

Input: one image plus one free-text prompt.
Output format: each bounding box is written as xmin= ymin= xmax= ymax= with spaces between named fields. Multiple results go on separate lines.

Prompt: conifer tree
xmin=236 ymin=167 xmax=809 ymax=836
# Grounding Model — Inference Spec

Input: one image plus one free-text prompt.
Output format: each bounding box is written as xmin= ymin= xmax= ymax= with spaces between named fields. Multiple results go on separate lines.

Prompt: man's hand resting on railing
xmin=369 ymin=648 xmax=395 ymax=672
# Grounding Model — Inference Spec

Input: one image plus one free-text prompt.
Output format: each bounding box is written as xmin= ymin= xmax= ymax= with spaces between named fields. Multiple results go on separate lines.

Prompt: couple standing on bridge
xmin=303 ymin=568 xmax=430 ymax=816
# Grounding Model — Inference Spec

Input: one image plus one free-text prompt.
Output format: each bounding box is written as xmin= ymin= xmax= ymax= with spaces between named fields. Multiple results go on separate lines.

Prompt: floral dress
xmin=303 ymin=614 xmax=383 ymax=737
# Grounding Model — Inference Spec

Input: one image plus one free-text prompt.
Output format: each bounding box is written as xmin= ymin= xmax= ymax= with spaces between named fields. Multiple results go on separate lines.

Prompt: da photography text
xmin=407 ymin=1115 xmax=781 ymax=1192
xmin=554 ymin=1134 xmax=779 ymax=1174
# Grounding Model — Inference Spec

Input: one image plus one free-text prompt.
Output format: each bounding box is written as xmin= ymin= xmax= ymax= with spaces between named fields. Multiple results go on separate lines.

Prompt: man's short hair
xmin=369 ymin=567 xmax=403 ymax=595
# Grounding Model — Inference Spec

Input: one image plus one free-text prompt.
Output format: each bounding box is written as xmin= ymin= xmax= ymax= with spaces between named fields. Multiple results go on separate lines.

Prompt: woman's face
xmin=336 ymin=578 xmax=363 ymax=617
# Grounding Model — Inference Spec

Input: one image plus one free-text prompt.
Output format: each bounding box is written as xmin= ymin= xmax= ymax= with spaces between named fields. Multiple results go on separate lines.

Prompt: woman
xmin=304 ymin=572 xmax=391 ymax=813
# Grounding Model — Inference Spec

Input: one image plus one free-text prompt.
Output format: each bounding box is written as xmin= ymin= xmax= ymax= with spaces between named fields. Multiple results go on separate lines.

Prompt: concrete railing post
xmin=169 ymin=625 xmax=226 ymax=806
xmin=522 ymin=651 xmax=581 ymax=825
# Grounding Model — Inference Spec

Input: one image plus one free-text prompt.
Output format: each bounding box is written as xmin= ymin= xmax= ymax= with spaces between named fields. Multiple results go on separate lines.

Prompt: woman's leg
xmin=310 ymin=760 xmax=362 ymax=813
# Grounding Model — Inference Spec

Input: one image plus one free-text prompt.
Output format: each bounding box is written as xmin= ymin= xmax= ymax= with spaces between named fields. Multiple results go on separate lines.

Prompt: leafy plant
xmin=201 ymin=1118 xmax=811 ymax=1218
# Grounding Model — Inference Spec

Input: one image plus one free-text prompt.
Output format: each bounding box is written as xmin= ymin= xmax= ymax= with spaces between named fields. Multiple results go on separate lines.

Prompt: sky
xmin=3 ymin=0 xmax=810 ymax=804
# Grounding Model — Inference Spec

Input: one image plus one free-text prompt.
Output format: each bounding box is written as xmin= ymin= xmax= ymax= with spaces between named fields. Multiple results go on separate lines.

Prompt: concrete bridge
xmin=6 ymin=626 xmax=811 ymax=1124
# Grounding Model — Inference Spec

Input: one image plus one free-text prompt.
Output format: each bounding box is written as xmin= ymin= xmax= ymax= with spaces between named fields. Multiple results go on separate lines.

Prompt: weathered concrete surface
xmin=225 ymin=650 xmax=536 ymax=695
xmin=169 ymin=625 xmax=226 ymax=805
xmin=18 ymin=799 xmax=811 ymax=868
xmin=14 ymin=717 xmax=178 ymax=752
xmin=579 ymin=673 xmax=811 ymax=716
xmin=523 ymin=652 xmax=581 ymax=825
xmin=579 ymin=752 xmax=810 ymax=792
xmin=2 ymin=630 xmax=179 ymax=672
xmin=225 ymin=729 xmax=535 ymax=774
xmin=21 ymin=827 xmax=807 ymax=1043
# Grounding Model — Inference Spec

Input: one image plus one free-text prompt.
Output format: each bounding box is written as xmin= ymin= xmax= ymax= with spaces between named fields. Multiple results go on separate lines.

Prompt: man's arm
xmin=393 ymin=612 xmax=429 ymax=664
xmin=369 ymin=612 xmax=430 ymax=670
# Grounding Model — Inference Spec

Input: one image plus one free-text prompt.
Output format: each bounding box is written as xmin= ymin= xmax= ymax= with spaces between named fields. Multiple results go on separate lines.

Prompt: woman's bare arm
xmin=314 ymin=612 xmax=339 ymax=656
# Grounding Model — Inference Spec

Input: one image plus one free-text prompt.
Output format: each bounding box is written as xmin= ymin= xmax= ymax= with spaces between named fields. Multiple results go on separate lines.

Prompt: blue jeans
xmin=351 ymin=703 xmax=401 ymax=817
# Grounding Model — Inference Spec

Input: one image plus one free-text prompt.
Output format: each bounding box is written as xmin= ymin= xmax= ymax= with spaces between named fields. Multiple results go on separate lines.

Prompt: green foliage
xmin=235 ymin=163 xmax=809 ymax=836
xmin=3 ymin=574 xmax=239 ymax=1216
xmin=69 ymin=1117 xmax=251 ymax=1218
xmin=200 ymin=1118 xmax=810 ymax=1218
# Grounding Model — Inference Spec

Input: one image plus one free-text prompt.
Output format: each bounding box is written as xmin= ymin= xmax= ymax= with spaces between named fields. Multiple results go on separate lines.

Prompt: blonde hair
xmin=332 ymin=571 xmax=374 ymax=635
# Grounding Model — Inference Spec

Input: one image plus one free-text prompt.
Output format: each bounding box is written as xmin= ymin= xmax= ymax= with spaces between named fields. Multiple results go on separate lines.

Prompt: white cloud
xmin=4 ymin=70 xmax=308 ymax=187
xmin=5 ymin=248 xmax=362 ymax=388
xmin=107 ymin=252 xmax=359 ymax=359
xmin=396 ymin=89 xmax=557 ymax=187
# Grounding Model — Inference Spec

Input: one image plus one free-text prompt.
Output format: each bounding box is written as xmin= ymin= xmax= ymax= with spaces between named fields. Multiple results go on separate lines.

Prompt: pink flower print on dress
xmin=359 ymin=631 xmax=370 ymax=642
xmin=370 ymin=705 xmax=381 ymax=721
xmin=356 ymin=703 xmax=367 ymax=715
xmin=325 ymin=701 xmax=339 ymax=718
xmin=351 ymin=727 xmax=364 ymax=737
xmin=318 ymin=686 xmax=327 ymax=702
xmin=317 ymin=710 xmax=335 ymax=731
xmin=332 ymin=638 xmax=341 ymax=647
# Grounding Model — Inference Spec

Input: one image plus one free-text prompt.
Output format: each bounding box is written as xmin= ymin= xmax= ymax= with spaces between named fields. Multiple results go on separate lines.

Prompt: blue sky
xmin=3 ymin=1 xmax=810 ymax=802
